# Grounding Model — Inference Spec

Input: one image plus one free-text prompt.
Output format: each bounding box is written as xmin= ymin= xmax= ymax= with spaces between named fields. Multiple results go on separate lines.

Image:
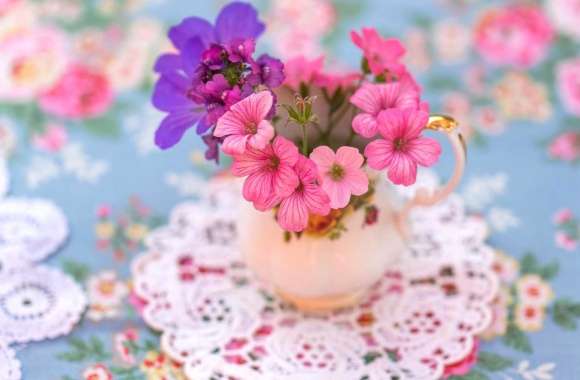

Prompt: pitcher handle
xmin=396 ymin=114 xmax=466 ymax=239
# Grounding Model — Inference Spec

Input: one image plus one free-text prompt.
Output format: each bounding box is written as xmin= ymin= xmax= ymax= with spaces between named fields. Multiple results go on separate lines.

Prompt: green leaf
xmin=477 ymin=351 xmax=514 ymax=371
xmin=519 ymin=253 xmax=559 ymax=280
xmin=502 ymin=323 xmax=533 ymax=353
xmin=552 ymin=298 xmax=580 ymax=330
xmin=362 ymin=351 xmax=382 ymax=364
xmin=62 ymin=260 xmax=90 ymax=283
xmin=448 ymin=370 xmax=490 ymax=380
xmin=57 ymin=336 xmax=111 ymax=363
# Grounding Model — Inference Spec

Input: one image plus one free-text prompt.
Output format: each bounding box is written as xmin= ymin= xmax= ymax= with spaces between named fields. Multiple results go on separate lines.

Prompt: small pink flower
xmin=96 ymin=204 xmax=111 ymax=218
xmin=283 ymin=56 xmax=324 ymax=90
xmin=474 ymin=6 xmax=553 ymax=68
xmin=556 ymin=231 xmax=578 ymax=251
xmin=214 ymin=91 xmax=275 ymax=155
xmin=128 ymin=289 xmax=147 ymax=315
xmin=40 ymin=63 xmax=113 ymax=120
xmin=365 ymin=108 xmax=441 ymax=186
xmin=350 ymin=28 xmax=406 ymax=76
xmin=553 ymin=208 xmax=573 ymax=224
xmin=557 ymin=57 xmax=580 ymax=116
xmin=314 ymin=71 xmax=360 ymax=94
xmin=114 ymin=328 xmax=139 ymax=365
xmin=350 ymin=82 xmax=421 ymax=138
xmin=310 ymin=146 xmax=368 ymax=209
xmin=32 ymin=124 xmax=68 ymax=152
xmin=82 ymin=364 xmax=112 ymax=380
xmin=278 ymin=156 xmax=330 ymax=231
xmin=232 ymin=136 xmax=299 ymax=210
xmin=548 ymin=131 xmax=579 ymax=162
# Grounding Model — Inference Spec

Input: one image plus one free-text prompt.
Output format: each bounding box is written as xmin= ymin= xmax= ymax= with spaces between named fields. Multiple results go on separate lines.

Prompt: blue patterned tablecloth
xmin=1 ymin=0 xmax=580 ymax=379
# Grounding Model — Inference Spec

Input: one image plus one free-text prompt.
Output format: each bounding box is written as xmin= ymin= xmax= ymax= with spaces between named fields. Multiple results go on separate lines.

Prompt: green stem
xmin=302 ymin=125 xmax=308 ymax=155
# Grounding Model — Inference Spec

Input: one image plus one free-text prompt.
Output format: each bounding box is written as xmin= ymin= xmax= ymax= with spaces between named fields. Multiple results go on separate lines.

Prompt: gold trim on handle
xmin=426 ymin=114 xmax=459 ymax=132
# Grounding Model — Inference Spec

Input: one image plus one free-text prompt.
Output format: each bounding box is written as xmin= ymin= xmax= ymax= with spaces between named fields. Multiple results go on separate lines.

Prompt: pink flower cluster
xmin=213 ymin=28 xmax=442 ymax=232
xmin=474 ymin=5 xmax=554 ymax=68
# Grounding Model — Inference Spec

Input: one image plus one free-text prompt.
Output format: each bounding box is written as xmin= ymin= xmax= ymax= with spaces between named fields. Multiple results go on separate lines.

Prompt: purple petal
xmin=154 ymin=53 xmax=182 ymax=74
xmin=155 ymin=110 xmax=203 ymax=149
xmin=196 ymin=115 xmax=213 ymax=134
xmin=214 ymin=2 xmax=265 ymax=43
xmin=169 ymin=16 xmax=215 ymax=50
xmin=152 ymin=73 xmax=191 ymax=112
xmin=181 ymin=37 xmax=205 ymax=76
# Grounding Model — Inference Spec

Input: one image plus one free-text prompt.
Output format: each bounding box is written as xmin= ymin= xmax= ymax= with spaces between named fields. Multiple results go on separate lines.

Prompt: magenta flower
xmin=231 ymin=136 xmax=299 ymax=210
xmin=350 ymin=82 xmax=421 ymax=138
xmin=310 ymin=146 xmax=368 ymax=209
xmin=214 ymin=91 xmax=275 ymax=155
xmin=350 ymin=28 xmax=406 ymax=76
xmin=277 ymin=156 xmax=331 ymax=232
xmin=365 ymin=109 xmax=441 ymax=186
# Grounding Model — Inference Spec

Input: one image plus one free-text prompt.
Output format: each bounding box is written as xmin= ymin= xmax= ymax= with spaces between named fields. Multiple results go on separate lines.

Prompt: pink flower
xmin=443 ymin=339 xmax=479 ymax=378
xmin=0 ymin=27 xmax=69 ymax=101
xmin=310 ymin=146 xmax=368 ymax=209
xmin=232 ymin=136 xmax=299 ymax=210
xmin=40 ymin=64 xmax=113 ymax=120
xmin=314 ymin=71 xmax=360 ymax=94
xmin=548 ymin=131 xmax=579 ymax=162
xmin=553 ymin=208 xmax=573 ymax=224
xmin=283 ymin=56 xmax=324 ymax=90
xmin=82 ymin=364 xmax=112 ymax=380
xmin=350 ymin=28 xmax=406 ymax=76
xmin=557 ymin=58 xmax=580 ymax=116
xmin=32 ymin=124 xmax=68 ymax=152
xmin=474 ymin=6 xmax=554 ymax=68
xmin=365 ymin=108 xmax=441 ymax=186
xmin=350 ymin=82 xmax=421 ymax=138
xmin=277 ymin=156 xmax=330 ymax=231
xmin=214 ymin=91 xmax=275 ymax=155
xmin=96 ymin=204 xmax=111 ymax=219
xmin=547 ymin=0 xmax=580 ymax=40
xmin=114 ymin=328 xmax=139 ymax=365
xmin=556 ymin=232 xmax=578 ymax=251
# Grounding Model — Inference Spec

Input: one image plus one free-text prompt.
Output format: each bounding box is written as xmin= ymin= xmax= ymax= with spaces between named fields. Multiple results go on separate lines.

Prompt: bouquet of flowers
xmin=152 ymin=2 xmax=444 ymax=234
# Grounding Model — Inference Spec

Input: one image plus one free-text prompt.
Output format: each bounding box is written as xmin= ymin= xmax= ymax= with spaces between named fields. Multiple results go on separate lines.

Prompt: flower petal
xmin=243 ymin=170 xmax=273 ymax=203
xmin=336 ymin=146 xmax=364 ymax=170
xmin=303 ymin=184 xmax=331 ymax=215
xmin=387 ymin=153 xmax=418 ymax=186
xmin=154 ymin=53 xmax=182 ymax=74
xmin=231 ymin=147 xmax=268 ymax=176
xmin=364 ymin=139 xmax=394 ymax=170
xmin=404 ymin=109 xmax=429 ymax=139
xmin=343 ymin=170 xmax=369 ymax=196
xmin=350 ymin=84 xmax=382 ymax=114
xmin=155 ymin=110 xmax=202 ymax=149
xmin=215 ymin=2 xmax=265 ymax=43
xmin=272 ymin=136 xmax=299 ymax=166
xmin=406 ymin=136 xmax=442 ymax=167
xmin=310 ymin=146 xmax=336 ymax=173
xmin=181 ymin=37 xmax=205 ymax=76
xmin=152 ymin=73 xmax=191 ymax=112
xmin=352 ymin=113 xmax=379 ymax=138
xmin=222 ymin=134 xmax=250 ymax=155
xmin=168 ymin=16 xmax=215 ymax=50
xmin=376 ymin=108 xmax=405 ymax=140
xmin=278 ymin=193 xmax=309 ymax=232
xmin=322 ymin=180 xmax=351 ymax=209
xmin=248 ymin=120 xmax=274 ymax=150
xmin=272 ymin=164 xmax=299 ymax=198
xmin=214 ymin=109 xmax=244 ymax=137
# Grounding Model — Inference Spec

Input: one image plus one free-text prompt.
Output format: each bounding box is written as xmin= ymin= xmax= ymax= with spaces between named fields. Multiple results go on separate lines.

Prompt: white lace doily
xmin=0 ymin=343 xmax=20 ymax=380
xmin=0 ymin=164 xmax=86 ymax=379
xmin=0 ymin=265 xmax=86 ymax=344
xmin=0 ymin=198 xmax=69 ymax=266
xmin=132 ymin=176 xmax=498 ymax=380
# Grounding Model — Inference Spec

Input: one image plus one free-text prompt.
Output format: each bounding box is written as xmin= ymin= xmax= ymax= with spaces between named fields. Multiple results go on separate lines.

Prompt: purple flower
xmin=152 ymin=2 xmax=269 ymax=150
xmin=202 ymin=132 xmax=222 ymax=163
xmin=255 ymin=54 xmax=285 ymax=88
